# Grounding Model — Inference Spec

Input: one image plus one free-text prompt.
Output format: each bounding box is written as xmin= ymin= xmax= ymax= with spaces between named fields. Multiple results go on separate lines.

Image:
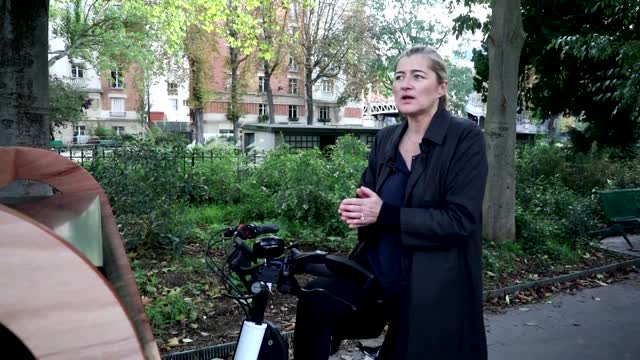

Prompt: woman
xmin=293 ymin=46 xmax=488 ymax=360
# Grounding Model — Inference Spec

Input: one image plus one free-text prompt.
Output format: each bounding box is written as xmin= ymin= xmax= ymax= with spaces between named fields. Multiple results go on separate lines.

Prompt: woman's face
xmin=392 ymin=55 xmax=447 ymax=117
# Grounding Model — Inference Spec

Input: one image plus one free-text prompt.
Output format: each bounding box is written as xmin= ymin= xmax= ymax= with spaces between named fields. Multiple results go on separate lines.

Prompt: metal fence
xmin=49 ymin=145 xmax=265 ymax=169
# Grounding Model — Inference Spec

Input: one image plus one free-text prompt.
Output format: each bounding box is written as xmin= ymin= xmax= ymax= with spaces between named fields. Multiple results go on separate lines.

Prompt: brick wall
xmin=100 ymin=67 xmax=142 ymax=111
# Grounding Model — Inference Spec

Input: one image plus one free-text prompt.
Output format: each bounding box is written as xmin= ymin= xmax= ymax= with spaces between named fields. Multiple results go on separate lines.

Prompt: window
xmin=244 ymin=132 xmax=255 ymax=151
xmin=366 ymin=135 xmax=375 ymax=147
xmin=71 ymin=64 xmax=84 ymax=78
xmin=258 ymin=103 xmax=268 ymax=116
xmin=288 ymin=78 xmax=298 ymax=95
xmin=74 ymin=125 xmax=86 ymax=136
xmin=288 ymin=56 xmax=298 ymax=72
xmin=322 ymin=79 xmax=334 ymax=94
xmin=170 ymin=98 xmax=178 ymax=110
xmin=167 ymin=82 xmax=178 ymax=95
xmin=288 ymin=105 xmax=298 ymax=120
xmin=284 ymin=135 xmax=320 ymax=150
xmin=110 ymin=70 xmax=124 ymax=89
xmin=112 ymin=126 xmax=125 ymax=135
xmin=183 ymin=99 xmax=189 ymax=107
xmin=318 ymin=106 xmax=330 ymax=122
xmin=258 ymin=76 xmax=266 ymax=93
xmin=110 ymin=97 xmax=125 ymax=116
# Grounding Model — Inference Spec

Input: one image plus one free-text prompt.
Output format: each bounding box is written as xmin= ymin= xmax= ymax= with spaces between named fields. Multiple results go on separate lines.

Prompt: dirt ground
xmin=145 ymin=241 xmax=634 ymax=357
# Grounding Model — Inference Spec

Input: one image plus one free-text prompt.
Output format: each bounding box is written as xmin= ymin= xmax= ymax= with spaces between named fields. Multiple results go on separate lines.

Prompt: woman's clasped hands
xmin=338 ymin=186 xmax=383 ymax=228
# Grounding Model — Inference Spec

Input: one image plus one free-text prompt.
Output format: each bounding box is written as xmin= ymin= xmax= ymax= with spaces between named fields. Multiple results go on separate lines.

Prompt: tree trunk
xmin=194 ymin=108 xmax=204 ymax=144
xmin=264 ymin=62 xmax=276 ymax=124
xmin=229 ymin=46 xmax=240 ymax=141
xmin=482 ymin=0 xmax=526 ymax=243
xmin=187 ymin=42 xmax=206 ymax=145
xmin=0 ymin=0 xmax=50 ymax=148
xmin=146 ymin=82 xmax=151 ymax=125
xmin=305 ymin=62 xmax=314 ymax=125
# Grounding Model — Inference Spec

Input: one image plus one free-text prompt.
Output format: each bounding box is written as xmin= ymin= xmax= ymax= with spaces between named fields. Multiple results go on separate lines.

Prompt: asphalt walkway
xmin=487 ymin=271 xmax=640 ymax=360
xmin=332 ymin=272 xmax=640 ymax=360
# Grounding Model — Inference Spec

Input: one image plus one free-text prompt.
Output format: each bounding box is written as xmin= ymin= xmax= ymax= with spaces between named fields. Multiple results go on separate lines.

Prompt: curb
xmin=161 ymin=257 xmax=640 ymax=360
xmin=482 ymin=257 xmax=640 ymax=300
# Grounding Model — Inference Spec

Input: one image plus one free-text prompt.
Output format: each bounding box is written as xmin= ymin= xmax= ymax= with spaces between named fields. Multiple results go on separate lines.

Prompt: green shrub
xmin=179 ymin=147 xmax=244 ymax=204
xmin=145 ymin=288 xmax=196 ymax=328
xmin=86 ymin=145 xmax=192 ymax=252
xmin=237 ymin=135 xmax=368 ymax=240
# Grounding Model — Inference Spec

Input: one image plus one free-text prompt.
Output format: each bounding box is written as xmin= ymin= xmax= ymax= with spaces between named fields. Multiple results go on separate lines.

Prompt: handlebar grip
xmin=236 ymin=223 xmax=279 ymax=240
xmin=254 ymin=224 xmax=279 ymax=236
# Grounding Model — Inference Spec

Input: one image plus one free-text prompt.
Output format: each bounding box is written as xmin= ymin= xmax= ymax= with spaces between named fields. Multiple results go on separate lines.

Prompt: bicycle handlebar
xmin=216 ymin=223 xmax=376 ymax=314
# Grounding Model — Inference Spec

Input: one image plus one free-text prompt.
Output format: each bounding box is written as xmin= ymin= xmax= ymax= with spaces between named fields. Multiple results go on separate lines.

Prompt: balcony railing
xmin=69 ymin=77 xmax=87 ymax=87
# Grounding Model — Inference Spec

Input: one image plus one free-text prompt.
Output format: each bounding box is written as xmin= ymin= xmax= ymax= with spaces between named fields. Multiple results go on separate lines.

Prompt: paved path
xmin=487 ymin=271 xmax=640 ymax=360
xmin=332 ymin=272 xmax=640 ymax=360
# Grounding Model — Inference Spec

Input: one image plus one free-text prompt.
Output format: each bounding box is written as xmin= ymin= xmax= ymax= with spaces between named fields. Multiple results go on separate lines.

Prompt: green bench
xmin=598 ymin=188 xmax=640 ymax=251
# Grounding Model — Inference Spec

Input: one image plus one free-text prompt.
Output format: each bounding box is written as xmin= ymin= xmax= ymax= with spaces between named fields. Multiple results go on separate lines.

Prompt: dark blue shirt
xmin=367 ymin=149 xmax=410 ymax=299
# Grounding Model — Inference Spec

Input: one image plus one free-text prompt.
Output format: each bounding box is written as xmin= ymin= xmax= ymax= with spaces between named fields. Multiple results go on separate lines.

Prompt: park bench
xmin=598 ymin=188 xmax=640 ymax=251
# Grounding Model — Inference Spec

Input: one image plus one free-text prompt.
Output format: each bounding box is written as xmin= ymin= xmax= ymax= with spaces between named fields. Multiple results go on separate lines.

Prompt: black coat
xmin=350 ymin=109 xmax=488 ymax=360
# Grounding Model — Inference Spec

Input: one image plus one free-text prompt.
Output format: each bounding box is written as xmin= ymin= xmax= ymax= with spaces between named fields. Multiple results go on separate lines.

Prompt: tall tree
xmin=481 ymin=0 xmax=525 ymax=242
xmin=185 ymin=27 xmax=210 ymax=145
xmin=368 ymin=0 xmax=449 ymax=94
xmin=225 ymin=0 xmax=260 ymax=140
xmin=445 ymin=58 xmax=474 ymax=117
xmin=0 ymin=0 xmax=49 ymax=148
xmin=256 ymin=0 xmax=291 ymax=124
xmin=453 ymin=0 xmax=524 ymax=243
xmin=292 ymin=0 xmax=371 ymax=125
xmin=470 ymin=0 xmax=640 ymax=154
xmin=48 ymin=0 xmax=149 ymax=69
xmin=48 ymin=76 xmax=89 ymax=139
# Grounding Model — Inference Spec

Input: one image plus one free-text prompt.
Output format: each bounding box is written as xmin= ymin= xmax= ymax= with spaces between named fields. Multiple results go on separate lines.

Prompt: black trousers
xmin=293 ymin=275 xmax=402 ymax=360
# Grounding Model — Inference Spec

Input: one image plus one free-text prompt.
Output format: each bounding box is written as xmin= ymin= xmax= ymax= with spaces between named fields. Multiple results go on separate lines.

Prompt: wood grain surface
xmin=0 ymin=147 xmax=160 ymax=359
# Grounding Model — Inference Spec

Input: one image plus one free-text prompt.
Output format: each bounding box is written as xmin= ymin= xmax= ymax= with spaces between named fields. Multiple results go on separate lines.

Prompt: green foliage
xmin=93 ymin=123 xmax=115 ymax=138
xmin=48 ymin=76 xmax=88 ymax=130
xmin=236 ymin=135 xmax=368 ymax=240
xmin=145 ymin=288 xmax=196 ymax=328
xmin=180 ymin=148 xmax=244 ymax=204
xmin=367 ymin=0 xmax=450 ymax=93
xmin=49 ymin=0 xmax=156 ymax=71
xmin=513 ymin=138 xmax=640 ymax=258
xmin=86 ymin=145 xmax=195 ymax=252
xmin=482 ymin=240 xmax=524 ymax=276
xmin=446 ymin=59 xmax=475 ymax=117
xmin=469 ymin=0 xmax=640 ymax=154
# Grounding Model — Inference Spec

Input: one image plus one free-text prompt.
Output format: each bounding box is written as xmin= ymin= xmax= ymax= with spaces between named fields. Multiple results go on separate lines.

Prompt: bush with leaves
xmin=87 ymin=145 xmax=193 ymax=253
xmin=236 ymin=135 xmax=368 ymax=242
xmin=179 ymin=147 xmax=245 ymax=204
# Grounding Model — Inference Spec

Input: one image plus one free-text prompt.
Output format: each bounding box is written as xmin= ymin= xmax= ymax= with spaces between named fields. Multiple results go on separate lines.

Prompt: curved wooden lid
xmin=0 ymin=204 xmax=145 ymax=359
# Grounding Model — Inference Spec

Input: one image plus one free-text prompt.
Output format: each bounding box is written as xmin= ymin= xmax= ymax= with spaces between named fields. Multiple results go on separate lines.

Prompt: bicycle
xmin=205 ymin=223 xmax=383 ymax=360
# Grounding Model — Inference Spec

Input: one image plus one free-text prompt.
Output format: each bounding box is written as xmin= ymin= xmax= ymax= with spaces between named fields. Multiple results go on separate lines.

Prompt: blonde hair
xmin=395 ymin=46 xmax=448 ymax=110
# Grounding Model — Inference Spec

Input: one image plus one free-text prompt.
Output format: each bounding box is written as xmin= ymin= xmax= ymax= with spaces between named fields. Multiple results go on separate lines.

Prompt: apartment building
xmin=48 ymin=26 xmax=366 ymax=148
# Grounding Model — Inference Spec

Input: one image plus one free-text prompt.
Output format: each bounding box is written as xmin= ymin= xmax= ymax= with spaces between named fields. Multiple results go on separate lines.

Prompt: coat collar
xmin=382 ymin=108 xmax=451 ymax=164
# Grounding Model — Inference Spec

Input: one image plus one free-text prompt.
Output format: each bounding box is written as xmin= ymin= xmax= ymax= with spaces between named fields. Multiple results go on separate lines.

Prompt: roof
xmin=241 ymin=123 xmax=381 ymax=135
